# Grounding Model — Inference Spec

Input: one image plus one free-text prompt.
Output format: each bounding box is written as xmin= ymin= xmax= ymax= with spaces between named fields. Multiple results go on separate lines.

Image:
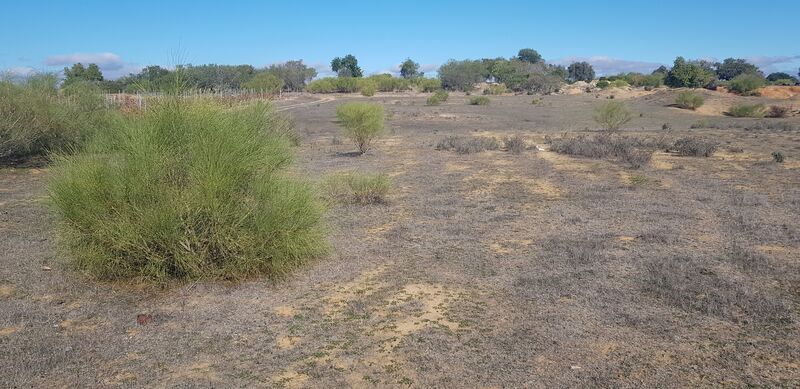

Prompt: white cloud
xmin=45 ymin=52 xmax=125 ymax=70
xmin=310 ymin=62 xmax=334 ymax=78
xmin=745 ymin=55 xmax=800 ymax=74
xmin=551 ymin=56 xmax=665 ymax=76
xmin=5 ymin=66 xmax=36 ymax=77
xmin=42 ymin=52 xmax=143 ymax=79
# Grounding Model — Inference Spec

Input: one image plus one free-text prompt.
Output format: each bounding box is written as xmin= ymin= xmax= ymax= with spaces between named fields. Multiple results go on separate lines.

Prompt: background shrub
xmin=322 ymin=172 xmax=390 ymax=205
xmin=675 ymin=91 xmax=705 ymax=110
xmin=549 ymin=133 xmax=656 ymax=168
xmin=771 ymin=151 xmax=784 ymax=163
xmin=49 ymin=99 xmax=326 ymax=281
xmin=436 ymin=136 xmax=499 ymax=154
xmin=483 ymin=84 xmax=508 ymax=95
xmin=673 ymin=136 xmax=718 ymax=157
xmin=596 ymin=80 xmax=610 ymax=89
xmin=728 ymin=73 xmax=765 ymax=95
xmin=358 ymin=79 xmax=377 ymax=96
xmin=469 ymin=96 xmax=490 ymax=105
xmin=594 ymin=101 xmax=632 ymax=130
xmin=336 ymin=102 xmax=385 ymax=154
xmin=243 ymin=73 xmax=284 ymax=94
xmin=728 ymin=103 xmax=765 ymax=118
xmin=416 ymin=78 xmax=442 ymax=92
xmin=0 ymin=75 xmax=110 ymax=164
xmin=567 ymin=61 xmax=595 ymax=82
xmin=767 ymin=105 xmax=789 ymax=118
xmin=503 ymin=135 xmax=527 ymax=154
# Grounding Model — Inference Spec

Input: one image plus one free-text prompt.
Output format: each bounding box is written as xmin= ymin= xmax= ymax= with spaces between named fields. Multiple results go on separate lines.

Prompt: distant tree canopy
xmin=567 ymin=62 xmax=595 ymax=82
xmin=438 ymin=59 xmax=487 ymax=91
xmin=438 ymin=54 xmax=565 ymax=93
xmin=715 ymin=58 xmax=762 ymax=80
xmin=664 ymin=57 xmax=716 ymax=88
xmin=63 ymin=63 xmax=103 ymax=86
xmin=652 ymin=65 xmax=668 ymax=75
xmin=331 ymin=55 xmax=363 ymax=78
xmin=517 ymin=48 xmax=542 ymax=64
xmin=399 ymin=58 xmax=421 ymax=79
xmin=766 ymin=72 xmax=798 ymax=84
xmin=265 ymin=60 xmax=317 ymax=91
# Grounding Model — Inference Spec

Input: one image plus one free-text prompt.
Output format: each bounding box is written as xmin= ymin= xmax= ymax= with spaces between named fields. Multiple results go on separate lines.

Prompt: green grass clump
xmin=336 ymin=102 xmax=385 ymax=154
xmin=728 ymin=103 xmax=765 ymax=118
xmin=323 ymin=172 xmax=390 ymax=205
xmin=48 ymin=99 xmax=326 ymax=281
xmin=594 ymin=101 xmax=632 ymax=130
xmin=469 ymin=96 xmax=490 ymax=105
xmin=0 ymin=75 xmax=110 ymax=164
xmin=674 ymin=91 xmax=704 ymax=110
xmin=426 ymin=90 xmax=449 ymax=106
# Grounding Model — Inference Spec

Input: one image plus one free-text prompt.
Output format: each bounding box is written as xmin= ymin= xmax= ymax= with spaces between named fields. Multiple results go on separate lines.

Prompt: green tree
xmin=568 ymin=62 xmax=595 ymax=82
xmin=266 ymin=60 xmax=317 ymax=91
xmin=766 ymin=72 xmax=796 ymax=82
xmin=664 ymin=57 xmax=716 ymax=88
xmin=716 ymin=58 xmax=762 ymax=80
xmin=652 ymin=65 xmax=668 ymax=75
xmin=331 ymin=54 xmax=363 ymax=78
xmin=400 ymin=58 xmax=421 ymax=79
xmin=85 ymin=64 xmax=104 ymax=81
xmin=517 ymin=48 xmax=542 ymax=64
xmin=438 ymin=59 xmax=487 ymax=91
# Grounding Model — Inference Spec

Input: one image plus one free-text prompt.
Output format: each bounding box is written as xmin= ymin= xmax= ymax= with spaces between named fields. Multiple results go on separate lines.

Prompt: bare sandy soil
xmin=2 ymin=91 xmax=799 ymax=388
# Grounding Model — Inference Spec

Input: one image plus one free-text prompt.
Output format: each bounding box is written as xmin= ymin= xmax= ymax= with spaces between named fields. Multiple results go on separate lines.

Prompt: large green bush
xmin=438 ymin=59 xmax=486 ymax=91
xmin=594 ymin=101 xmax=632 ymax=130
xmin=665 ymin=57 xmax=716 ymax=88
xmin=675 ymin=91 xmax=705 ymax=110
xmin=49 ymin=99 xmax=326 ymax=281
xmin=243 ymin=73 xmax=284 ymax=94
xmin=416 ymin=78 xmax=442 ymax=92
xmin=0 ymin=75 xmax=110 ymax=164
xmin=728 ymin=73 xmax=765 ymax=95
xmin=336 ymin=103 xmax=385 ymax=154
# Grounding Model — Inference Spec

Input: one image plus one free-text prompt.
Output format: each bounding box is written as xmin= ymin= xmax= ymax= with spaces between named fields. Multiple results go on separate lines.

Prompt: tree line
xmin=58 ymin=49 xmax=800 ymax=94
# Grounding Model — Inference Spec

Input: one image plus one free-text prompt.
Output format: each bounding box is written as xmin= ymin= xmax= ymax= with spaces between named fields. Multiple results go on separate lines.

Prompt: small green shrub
xmin=416 ymin=78 xmax=442 ymax=92
xmin=729 ymin=73 xmax=765 ymax=95
xmin=469 ymin=96 xmax=490 ymax=105
xmin=426 ymin=90 xmax=449 ymax=106
xmin=358 ymin=79 xmax=377 ymax=96
xmin=49 ymin=99 xmax=326 ymax=281
xmin=610 ymin=79 xmax=630 ymax=88
xmin=675 ymin=91 xmax=704 ymax=110
xmin=594 ymin=101 xmax=632 ymax=130
xmin=596 ymin=80 xmax=610 ymax=89
xmin=243 ymin=73 xmax=284 ymax=94
xmin=322 ymin=172 xmax=390 ymax=205
xmin=728 ymin=103 xmax=765 ymax=118
xmin=771 ymin=151 xmax=784 ymax=163
xmin=336 ymin=102 xmax=385 ymax=154
xmin=436 ymin=136 xmax=499 ymax=154
xmin=673 ymin=136 xmax=718 ymax=157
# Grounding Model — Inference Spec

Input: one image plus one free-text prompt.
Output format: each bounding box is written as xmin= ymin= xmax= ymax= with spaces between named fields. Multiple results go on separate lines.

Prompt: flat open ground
xmin=2 ymin=90 xmax=799 ymax=387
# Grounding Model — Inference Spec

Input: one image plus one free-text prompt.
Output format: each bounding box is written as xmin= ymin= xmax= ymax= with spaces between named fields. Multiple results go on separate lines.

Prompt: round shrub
xmin=729 ymin=73 xmax=765 ymax=95
xmin=596 ymin=80 xmax=610 ymax=89
xmin=49 ymin=99 xmax=326 ymax=281
xmin=675 ymin=91 xmax=704 ymax=110
xmin=728 ymin=103 xmax=765 ymax=118
xmin=594 ymin=101 xmax=632 ymax=130
xmin=469 ymin=96 xmax=490 ymax=105
xmin=358 ymin=79 xmax=377 ymax=96
xmin=336 ymin=102 xmax=385 ymax=154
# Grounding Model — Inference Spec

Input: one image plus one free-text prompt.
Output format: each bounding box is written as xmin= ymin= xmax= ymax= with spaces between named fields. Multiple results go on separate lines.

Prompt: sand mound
xmin=757 ymin=86 xmax=800 ymax=99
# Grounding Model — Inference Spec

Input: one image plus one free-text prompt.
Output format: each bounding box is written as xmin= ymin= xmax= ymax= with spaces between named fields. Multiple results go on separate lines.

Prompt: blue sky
xmin=2 ymin=0 xmax=799 ymax=79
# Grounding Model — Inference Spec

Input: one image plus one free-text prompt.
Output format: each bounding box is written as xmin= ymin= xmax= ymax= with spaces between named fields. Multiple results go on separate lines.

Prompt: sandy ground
xmin=2 ymin=91 xmax=799 ymax=388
